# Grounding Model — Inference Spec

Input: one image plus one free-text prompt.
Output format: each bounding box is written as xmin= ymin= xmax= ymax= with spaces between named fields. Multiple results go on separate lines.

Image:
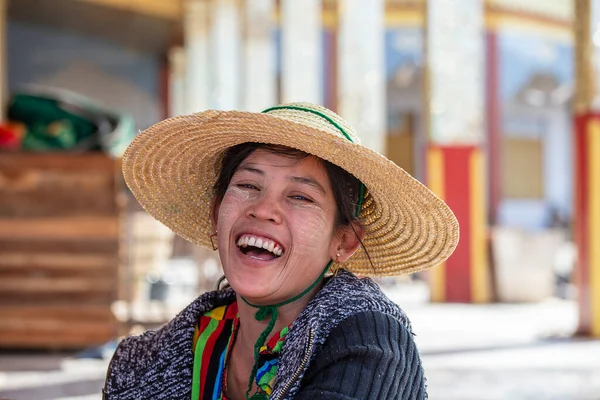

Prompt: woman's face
xmin=213 ymin=149 xmax=347 ymax=304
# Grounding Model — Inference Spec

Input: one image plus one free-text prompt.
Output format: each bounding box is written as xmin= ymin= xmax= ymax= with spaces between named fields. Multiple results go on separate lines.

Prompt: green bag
xmin=7 ymin=89 xmax=135 ymax=156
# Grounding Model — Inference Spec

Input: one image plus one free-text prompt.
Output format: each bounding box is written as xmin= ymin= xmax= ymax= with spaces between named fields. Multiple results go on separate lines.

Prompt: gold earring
xmin=210 ymin=232 xmax=218 ymax=251
xmin=332 ymin=264 xmax=340 ymax=276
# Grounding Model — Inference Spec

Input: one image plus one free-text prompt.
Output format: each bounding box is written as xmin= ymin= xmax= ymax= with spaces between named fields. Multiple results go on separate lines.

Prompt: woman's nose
xmin=246 ymin=194 xmax=282 ymax=223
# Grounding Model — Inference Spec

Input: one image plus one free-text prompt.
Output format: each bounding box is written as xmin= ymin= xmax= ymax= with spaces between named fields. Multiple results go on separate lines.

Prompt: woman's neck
xmin=226 ymin=283 xmax=324 ymax=399
xmin=235 ymin=283 xmax=321 ymax=349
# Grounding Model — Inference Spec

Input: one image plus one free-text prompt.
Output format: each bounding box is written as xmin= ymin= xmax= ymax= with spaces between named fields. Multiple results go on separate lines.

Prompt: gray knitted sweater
xmin=103 ymin=270 xmax=426 ymax=399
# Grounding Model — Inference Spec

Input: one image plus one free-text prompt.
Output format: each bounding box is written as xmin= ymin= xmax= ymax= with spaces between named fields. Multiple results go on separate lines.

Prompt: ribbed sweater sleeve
xmin=296 ymin=310 xmax=426 ymax=400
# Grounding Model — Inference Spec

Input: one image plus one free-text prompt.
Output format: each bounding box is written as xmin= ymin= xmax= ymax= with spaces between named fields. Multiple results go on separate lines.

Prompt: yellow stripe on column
xmin=588 ymin=119 xmax=600 ymax=337
xmin=470 ymin=149 xmax=489 ymax=303
xmin=427 ymin=148 xmax=446 ymax=302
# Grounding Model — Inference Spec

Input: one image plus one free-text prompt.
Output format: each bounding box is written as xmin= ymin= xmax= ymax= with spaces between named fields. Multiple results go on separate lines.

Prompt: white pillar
xmin=210 ymin=0 xmax=241 ymax=110
xmin=426 ymin=0 xmax=485 ymax=144
xmin=338 ymin=0 xmax=386 ymax=153
xmin=281 ymin=0 xmax=322 ymax=104
xmin=168 ymin=47 xmax=186 ymax=117
xmin=184 ymin=0 xmax=210 ymax=113
xmin=243 ymin=0 xmax=276 ymax=111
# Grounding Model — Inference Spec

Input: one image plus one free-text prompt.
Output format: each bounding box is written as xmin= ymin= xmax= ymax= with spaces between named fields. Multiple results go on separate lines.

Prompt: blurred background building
xmin=1 ymin=0 xmax=600 ymax=398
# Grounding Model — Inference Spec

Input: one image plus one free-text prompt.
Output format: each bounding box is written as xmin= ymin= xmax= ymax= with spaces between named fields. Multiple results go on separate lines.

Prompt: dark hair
xmin=213 ymin=143 xmax=362 ymax=229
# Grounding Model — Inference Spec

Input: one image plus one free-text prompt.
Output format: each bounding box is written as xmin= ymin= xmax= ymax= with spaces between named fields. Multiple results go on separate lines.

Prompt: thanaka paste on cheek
xmin=225 ymin=185 xmax=251 ymax=200
xmin=215 ymin=187 xmax=251 ymax=264
xmin=216 ymin=186 xmax=252 ymax=233
xmin=279 ymin=206 xmax=332 ymax=276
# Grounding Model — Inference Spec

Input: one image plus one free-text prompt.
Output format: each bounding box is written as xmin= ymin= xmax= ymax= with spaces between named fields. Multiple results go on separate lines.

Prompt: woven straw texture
xmin=122 ymin=103 xmax=459 ymax=276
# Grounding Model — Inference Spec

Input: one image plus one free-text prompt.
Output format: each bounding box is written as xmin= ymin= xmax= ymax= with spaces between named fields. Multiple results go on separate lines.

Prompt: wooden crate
xmin=0 ymin=153 xmax=124 ymax=350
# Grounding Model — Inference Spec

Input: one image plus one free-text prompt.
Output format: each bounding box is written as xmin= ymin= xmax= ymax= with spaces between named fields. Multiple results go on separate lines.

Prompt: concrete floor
xmin=1 ymin=287 xmax=599 ymax=400
xmin=401 ymin=300 xmax=600 ymax=400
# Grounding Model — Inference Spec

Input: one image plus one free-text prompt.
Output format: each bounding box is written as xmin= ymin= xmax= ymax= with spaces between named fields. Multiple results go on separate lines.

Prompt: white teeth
xmin=237 ymin=235 xmax=284 ymax=257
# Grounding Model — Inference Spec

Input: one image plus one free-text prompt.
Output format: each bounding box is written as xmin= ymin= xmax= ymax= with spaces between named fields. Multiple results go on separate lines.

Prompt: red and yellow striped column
xmin=574 ymin=114 xmax=600 ymax=337
xmin=427 ymin=145 xmax=491 ymax=303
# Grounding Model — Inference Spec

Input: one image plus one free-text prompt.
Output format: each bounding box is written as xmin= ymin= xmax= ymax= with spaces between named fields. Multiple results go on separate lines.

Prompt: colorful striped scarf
xmin=191 ymin=301 xmax=289 ymax=400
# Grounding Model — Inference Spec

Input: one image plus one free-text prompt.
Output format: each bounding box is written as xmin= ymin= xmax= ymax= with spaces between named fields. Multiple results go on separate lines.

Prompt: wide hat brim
xmin=123 ymin=109 xmax=459 ymax=276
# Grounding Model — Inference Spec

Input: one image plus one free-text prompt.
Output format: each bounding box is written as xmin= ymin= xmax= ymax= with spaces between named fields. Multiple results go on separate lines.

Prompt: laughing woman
xmin=103 ymin=103 xmax=458 ymax=400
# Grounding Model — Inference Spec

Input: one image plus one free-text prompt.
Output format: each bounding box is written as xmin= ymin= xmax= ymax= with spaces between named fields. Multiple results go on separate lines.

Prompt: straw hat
xmin=122 ymin=103 xmax=459 ymax=276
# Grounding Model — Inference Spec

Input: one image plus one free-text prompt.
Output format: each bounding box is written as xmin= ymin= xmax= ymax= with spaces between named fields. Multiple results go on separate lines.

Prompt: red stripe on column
xmin=575 ymin=114 xmax=591 ymax=334
xmin=442 ymin=146 xmax=473 ymax=302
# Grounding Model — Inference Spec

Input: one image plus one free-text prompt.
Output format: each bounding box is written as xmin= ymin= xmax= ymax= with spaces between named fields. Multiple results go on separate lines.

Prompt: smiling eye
xmin=237 ymin=183 xmax=258 ymax=190
xmin=290 ymin=195 xmax=312 ymax=202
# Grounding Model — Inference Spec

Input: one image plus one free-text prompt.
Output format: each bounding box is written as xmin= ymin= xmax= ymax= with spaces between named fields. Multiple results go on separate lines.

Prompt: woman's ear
xmin=211 ymin=199 xmax=221 ymax=232
xmin=332 ymin=222 xmax=364 ymax=263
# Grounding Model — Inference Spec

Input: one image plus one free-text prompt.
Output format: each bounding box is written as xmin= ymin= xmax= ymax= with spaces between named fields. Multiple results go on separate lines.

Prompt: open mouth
xmin=236 ymin=234 xmax=284 ymax=261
